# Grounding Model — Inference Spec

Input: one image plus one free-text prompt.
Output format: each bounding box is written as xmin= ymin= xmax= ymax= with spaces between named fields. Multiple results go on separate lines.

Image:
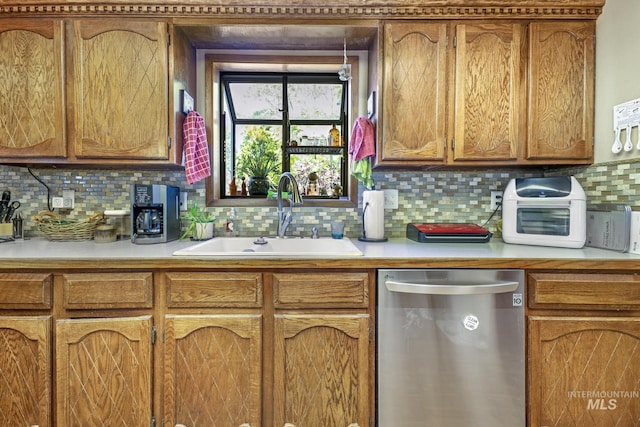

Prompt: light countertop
xmin=1 ymin=237 xmax=639 ymax=271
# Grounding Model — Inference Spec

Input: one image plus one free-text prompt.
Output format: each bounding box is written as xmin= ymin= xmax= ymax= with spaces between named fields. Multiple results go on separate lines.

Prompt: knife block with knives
xmin=0 ymin=190 xmax=21 ymax=239
xmin=0 ymin=190 xmax=9 ymax=237
xmin=0 ymin=222 xmax=12 ymax=237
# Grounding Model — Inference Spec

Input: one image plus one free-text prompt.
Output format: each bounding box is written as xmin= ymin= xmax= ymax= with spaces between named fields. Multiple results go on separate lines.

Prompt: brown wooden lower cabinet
xmin=527 ymin=272 xmax=640 ymax=427
xmin=8 ymin=268 xmax=640 ymax=427
xmin=162 ymin=270 xmax=373 ymax=427
xmin=0 ymin=272 xmax=53 ymax=427
xmin=528 ymin=316 xmax=640 ymax=427
xmin=273 ymin=313 xmax=370 ymax=427
xmin=55 ymin=316 xmax=154 ymax=427
xmin=163 ymin=314 xmax=263 ymax=427
xmin=0 ymin=316 xmax=52 ymax=427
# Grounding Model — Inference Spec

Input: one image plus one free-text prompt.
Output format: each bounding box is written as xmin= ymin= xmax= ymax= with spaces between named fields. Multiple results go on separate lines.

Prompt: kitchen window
xmin=220 ymin=72 xmax=348 ymax=201
xmin=204 ymin=53 xmax=359 ymax=207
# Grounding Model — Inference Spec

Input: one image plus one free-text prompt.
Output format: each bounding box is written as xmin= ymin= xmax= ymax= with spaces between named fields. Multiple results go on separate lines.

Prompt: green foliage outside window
xmin=292 ymin=155 xmax=342 ymax=197
xmin=236 ymin=126 xmax=281 ymax=186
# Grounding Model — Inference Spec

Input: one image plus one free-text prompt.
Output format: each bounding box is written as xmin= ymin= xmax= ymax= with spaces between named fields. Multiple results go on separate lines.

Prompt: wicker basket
xmin=32 ymin=211 xmax=106 ymax=241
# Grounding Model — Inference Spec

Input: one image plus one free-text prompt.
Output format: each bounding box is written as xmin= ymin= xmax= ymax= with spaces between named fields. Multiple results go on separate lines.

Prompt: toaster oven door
xmin=516 ymin=205 xmax=571 ymax=236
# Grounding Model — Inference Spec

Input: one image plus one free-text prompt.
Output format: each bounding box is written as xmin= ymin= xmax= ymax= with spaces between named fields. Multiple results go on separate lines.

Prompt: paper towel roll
xmin=363 ymin=190 xmax=385 ymax=239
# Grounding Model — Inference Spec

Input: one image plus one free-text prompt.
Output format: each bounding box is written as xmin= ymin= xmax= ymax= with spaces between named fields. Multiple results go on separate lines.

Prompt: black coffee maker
xmin=131 ymin=184 xmax=180 ymax=244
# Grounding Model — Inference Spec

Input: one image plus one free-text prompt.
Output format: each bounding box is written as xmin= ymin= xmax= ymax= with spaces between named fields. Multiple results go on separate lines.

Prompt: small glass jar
xmin=105 ymin=209 xmax=131 ymax=240
xmin=95 ymin=224 xmax=117 ymax=243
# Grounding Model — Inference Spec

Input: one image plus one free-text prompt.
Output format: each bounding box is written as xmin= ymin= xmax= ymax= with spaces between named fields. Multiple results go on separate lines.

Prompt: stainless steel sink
xmin=173 ymin=236 xmax=363 ymax=257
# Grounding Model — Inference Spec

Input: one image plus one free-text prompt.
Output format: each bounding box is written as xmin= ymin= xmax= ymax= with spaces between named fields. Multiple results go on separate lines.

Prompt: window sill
xmin=206 ymin=175 xmax=358 ymax=208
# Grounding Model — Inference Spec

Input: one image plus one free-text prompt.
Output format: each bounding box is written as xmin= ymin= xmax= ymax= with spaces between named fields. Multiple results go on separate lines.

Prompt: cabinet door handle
xmin=238 ymin=424 xmax=251 ymax=427
xmin=284 ymin=424 xmax=297 ymax=427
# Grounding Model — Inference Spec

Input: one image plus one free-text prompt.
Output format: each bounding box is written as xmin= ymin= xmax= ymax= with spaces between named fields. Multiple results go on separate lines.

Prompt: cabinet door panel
xmin=0 ymin=316 xmax=51 ymax=427
xmin=381 ymin=22 xmax=448 ymax=164
xmin=56 ymin=316 xmax=152 ymax=427
xmin=70 ymin=20 xmax=168 ymax=160
xmin=453 ymin=23 xmax=525 ymax=161
xmin=528 ymin=21 xmax=594 ymax=161
xmin=163 ymin=314 xmax=262 ymax=427
xmin=528 ymin=317 xmax=640 ymax=427
xmin=273 ymin=314 xmax=370 ymax=427
xmin=0 ymin=21 xmax=66 ymax=158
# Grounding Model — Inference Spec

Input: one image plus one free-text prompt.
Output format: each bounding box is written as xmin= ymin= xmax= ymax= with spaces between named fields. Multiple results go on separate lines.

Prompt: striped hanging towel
xmin=183 ymin=110 xmax=211 ymax=185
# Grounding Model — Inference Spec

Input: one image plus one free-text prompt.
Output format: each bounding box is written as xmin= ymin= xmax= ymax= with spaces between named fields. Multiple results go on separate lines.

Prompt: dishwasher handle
xmin=385 ymin=279 xmax=519 ymax=295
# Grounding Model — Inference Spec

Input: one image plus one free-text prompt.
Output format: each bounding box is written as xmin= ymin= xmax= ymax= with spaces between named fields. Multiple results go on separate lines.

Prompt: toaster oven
xmin=502 ymin=176 xmax=586 ymax=248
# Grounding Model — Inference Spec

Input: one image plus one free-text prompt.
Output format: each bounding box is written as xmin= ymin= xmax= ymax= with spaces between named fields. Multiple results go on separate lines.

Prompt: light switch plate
xmin=383 ymin=189 xmax=399 ymax=209
xmin=62 ymin=189 xmax=75 ymax=209
xmin=179 ymin=192 xmax=188 ymax=211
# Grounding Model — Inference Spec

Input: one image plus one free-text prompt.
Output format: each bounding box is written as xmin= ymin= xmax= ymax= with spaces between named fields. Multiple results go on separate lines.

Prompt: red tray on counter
xmin=406 ymin=223 xmax=492 ymax=243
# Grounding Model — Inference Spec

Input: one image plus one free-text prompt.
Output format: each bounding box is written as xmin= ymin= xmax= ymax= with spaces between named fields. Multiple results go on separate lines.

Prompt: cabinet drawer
xmin=0 ymin=273 xmax=53 ymax=309
xmin=164 ymin=272 xmax=262 ymax=308
xmin=273 ymin=272 xmax=369 ymax=308
xmin=528 ymin=272 xmax=640 ymax=310
xmin=62 ymin=273 xmax=153 ymax=309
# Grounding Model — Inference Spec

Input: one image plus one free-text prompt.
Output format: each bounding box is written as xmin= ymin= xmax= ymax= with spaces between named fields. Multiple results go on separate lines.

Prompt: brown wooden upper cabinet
xmin=527 ymin=21 xmax=595 ymax=162
xmin=378 ymin=20 xmax=594 ymax=167
xmin=452 ymin=22 xmax=525 ymax=163
xmin=68 ymin=20 xmax=169 ymax=161
xmin=0 ymin=19 xmax=178 ymax=166
xmin=380 ymin=22 xmax=448 ymax=165
xmin=0 ymin=20 xmax=66 ymax=159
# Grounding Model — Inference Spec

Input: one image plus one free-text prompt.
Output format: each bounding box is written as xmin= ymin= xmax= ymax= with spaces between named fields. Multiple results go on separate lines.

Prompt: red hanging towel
xmin=348 ymin=116 xmax=376 ymax=161
xmin=183 ymin=110 xmax=211 ymax=185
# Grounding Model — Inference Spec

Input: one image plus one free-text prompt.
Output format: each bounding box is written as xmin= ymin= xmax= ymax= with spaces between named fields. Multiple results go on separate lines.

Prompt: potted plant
xmin=236 ymin=126 xmax=281 ymax=195
xmin=180 ymin=204 xmax=215 ymax=240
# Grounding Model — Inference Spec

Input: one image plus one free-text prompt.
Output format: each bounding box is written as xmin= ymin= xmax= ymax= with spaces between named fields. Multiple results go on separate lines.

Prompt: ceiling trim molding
xmin=0 ymin=3 xmax=604 ymax=19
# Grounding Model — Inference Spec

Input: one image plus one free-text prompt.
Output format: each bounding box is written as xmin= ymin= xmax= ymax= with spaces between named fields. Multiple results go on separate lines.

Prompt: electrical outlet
xmin=490 ymin=191 xmax=503 ymax=210
xmin=52 ymin=197 xmax=64 ymax=208
xmin=52 ymin=190 xmax=75 ymax=209
xmin=383 ymin=189 xmax=399 ymax=209
xmin=62 ymin=189 xmax=75 ymax=209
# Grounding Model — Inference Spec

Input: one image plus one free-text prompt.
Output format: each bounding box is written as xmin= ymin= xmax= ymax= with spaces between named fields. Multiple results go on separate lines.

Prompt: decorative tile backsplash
xmin=1 ymin=161 xmax=639 ymax=239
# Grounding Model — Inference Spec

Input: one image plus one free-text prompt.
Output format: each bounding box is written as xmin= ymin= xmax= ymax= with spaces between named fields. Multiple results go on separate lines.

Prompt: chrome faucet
xmin=276 ymin=172 xmax=303 ymax=238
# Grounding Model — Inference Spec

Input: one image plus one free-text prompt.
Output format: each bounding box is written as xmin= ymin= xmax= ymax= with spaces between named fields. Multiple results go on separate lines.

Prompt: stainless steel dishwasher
xmin=377 ymin=269 xmax=525 ymax=426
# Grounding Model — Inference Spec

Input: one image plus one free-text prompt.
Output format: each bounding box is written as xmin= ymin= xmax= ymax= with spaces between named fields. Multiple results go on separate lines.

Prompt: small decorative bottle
xmin=329 ymin=124 xmax=340 ymax=146
xmin=226 ymin=208 xmax=237 ymax=237
xmin=229 ymin=177 xmax=237 ymax=196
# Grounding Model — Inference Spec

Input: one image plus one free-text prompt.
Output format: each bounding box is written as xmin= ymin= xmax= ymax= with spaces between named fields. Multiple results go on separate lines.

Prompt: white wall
xmin=594 ymin=0 xmax=640 ymax=163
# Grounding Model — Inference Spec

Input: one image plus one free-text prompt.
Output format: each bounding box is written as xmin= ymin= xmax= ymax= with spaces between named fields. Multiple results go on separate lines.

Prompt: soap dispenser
xmin=226 ymin=208 xmax=237 ymax=237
